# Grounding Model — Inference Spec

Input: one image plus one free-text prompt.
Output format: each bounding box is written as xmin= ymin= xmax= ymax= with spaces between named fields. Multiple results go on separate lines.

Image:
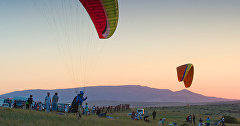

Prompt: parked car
xmin=12 ymin=97 xmax=27 ymax=108
xmin=0 ymin=98 xmax=9 ymax=107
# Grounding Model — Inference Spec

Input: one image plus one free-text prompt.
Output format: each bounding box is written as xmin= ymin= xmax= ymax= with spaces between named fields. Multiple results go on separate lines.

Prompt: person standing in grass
xmin=221 ymin=117 xmax=225 ymax=126
xmin=27 ymin=95 xmax=33 ymax=109
xmin=92 ymin=105 xmax=96 ymax=114
xmin=85 ymin=103 xmax=89 ymax=115
xmin=186 ymin=115 xmax=190 ymax=122
xmin=45 ymin=92 xmax=51 ymax=112
xmin=193 ymin=114 xmax=196 ymax=125
xmin=206 ymin=117 xmax=210 ymax=126
xmin=52 ymin=92 xmax=59 ymax=111
xmin=152 ymin=110 xmax=156 ymax=120
xmin=189 ymin=115 xmax=192 ymax=123
xmin=76 ymin=91 xmax=87 ymax=119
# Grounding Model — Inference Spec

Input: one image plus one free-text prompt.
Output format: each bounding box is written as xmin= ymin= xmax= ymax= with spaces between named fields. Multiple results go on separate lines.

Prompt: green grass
xmin=0 ymin=103 xmax=239 ymax=126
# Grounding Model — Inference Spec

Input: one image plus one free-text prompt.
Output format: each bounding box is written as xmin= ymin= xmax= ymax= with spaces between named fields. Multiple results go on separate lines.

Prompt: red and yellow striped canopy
xmin=79 ymin=0 xmax=119 ymax=39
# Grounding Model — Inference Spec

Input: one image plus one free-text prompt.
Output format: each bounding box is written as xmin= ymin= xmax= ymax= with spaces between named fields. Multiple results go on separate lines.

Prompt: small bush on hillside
xmin=223 ymin=115 xmax=238 ymax=124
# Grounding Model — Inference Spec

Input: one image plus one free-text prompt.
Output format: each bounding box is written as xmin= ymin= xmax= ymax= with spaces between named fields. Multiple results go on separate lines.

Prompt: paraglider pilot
xmin=76 ymin=91 xmax=87 ymax=119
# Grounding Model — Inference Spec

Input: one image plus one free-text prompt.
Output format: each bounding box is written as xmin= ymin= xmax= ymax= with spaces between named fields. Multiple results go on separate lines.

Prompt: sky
xmin=0 ymin=0 xmax=240 ymax=99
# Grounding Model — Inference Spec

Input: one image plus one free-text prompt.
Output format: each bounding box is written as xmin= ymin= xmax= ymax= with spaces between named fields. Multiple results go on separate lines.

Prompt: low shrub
xmin=223 ymin=115 xmax=238 ymax=124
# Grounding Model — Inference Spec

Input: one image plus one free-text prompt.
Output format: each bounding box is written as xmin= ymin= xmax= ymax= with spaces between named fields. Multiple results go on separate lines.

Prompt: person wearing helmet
xmin=76 ymin=91 xmax=87 ymax=119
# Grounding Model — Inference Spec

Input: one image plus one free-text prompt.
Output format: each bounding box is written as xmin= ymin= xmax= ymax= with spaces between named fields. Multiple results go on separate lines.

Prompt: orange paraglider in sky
xmin=177 ymin=64 xmax=194 ymax=88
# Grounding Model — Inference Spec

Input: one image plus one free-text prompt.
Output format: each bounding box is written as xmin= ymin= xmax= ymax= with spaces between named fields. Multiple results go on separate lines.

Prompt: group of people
xmin=11 ymin=92 xmax=59 ymax=113
xmin=158 ymin=118 xmax=167 ymax=125
xmin=130 ymin=110 xmax=177 ymax=125
xmin=8 ymin=92 xmax=230 ymax=125
xmin=11 ymin=90 xmax=132 ymax=119
xmin=68 ymin=91 xmax=133 ymax=120
xmin=186 ymin=114 xmax=195 ymax=124
xmin=44 ymin=92 xmax=59 ymax=112
xmin=185 ymin=114 xmax=226 ymax=126
xmin=217 ymin=117 xmax=225 ymax=126
xmin=198 ymin=117 xmax=210 ymax=126
xmin=23 ymin=92 xmax=59 ymax=112
xmin=130 ymin=110 xmax=168 ymax=124
xmin=130 ymin=111 xmax=150 ymax=122
xmin=185 ymin=114 xmax=211 ymax=126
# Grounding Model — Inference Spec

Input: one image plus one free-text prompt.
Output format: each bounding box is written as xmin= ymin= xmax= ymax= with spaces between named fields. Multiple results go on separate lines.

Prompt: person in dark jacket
xmin=96 ymin=109 xmax=101 ymax=115
xmin=13 ymin=100 xmax=17 ymax=108
xmin=193 ymin=114 xmax=196 ymax=125
xmin=152 ymin=110 xmax=156 ymax=120
xmin=27 ymin=95 xmax=33 ymax=109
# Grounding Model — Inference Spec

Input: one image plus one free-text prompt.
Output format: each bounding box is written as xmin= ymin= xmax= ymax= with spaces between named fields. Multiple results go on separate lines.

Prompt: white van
xmin=0 ymin=98 xmax=9 ymax=107
xmin=137 ymin=109 xmax=144 ymax=115
xmin=0 ymin=98 xmax=4 ymax=106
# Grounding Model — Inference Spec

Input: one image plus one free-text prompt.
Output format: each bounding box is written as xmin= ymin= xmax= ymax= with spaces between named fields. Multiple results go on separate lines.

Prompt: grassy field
xmin=0 ymin=103 xmax=239 ymax=126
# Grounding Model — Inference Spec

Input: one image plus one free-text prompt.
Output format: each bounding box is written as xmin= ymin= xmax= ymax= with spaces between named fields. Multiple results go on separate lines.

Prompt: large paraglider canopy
xmin=176 ymin=64 xmax=194 ymax=88
xmin=79 ymin=0 xmax=119 ymax=39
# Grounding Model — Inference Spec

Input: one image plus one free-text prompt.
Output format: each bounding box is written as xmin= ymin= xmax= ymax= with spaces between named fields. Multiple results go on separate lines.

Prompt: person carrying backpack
xmin=76 ymin=91 xmax=87 ymax=119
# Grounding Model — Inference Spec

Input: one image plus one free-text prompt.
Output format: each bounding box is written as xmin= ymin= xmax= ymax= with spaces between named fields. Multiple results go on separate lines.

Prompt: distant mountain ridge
xmin=0 ymin=85 xmax=233 ymax=104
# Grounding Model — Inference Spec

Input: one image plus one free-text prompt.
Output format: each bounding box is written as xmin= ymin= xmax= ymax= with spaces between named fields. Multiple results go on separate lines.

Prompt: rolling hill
xmin=0 ymin=85 xmax=233 ymax=106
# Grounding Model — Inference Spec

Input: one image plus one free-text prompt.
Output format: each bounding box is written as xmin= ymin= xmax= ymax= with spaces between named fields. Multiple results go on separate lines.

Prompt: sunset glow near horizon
xmin=0 ymin=0 xmax=240 ymax=99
